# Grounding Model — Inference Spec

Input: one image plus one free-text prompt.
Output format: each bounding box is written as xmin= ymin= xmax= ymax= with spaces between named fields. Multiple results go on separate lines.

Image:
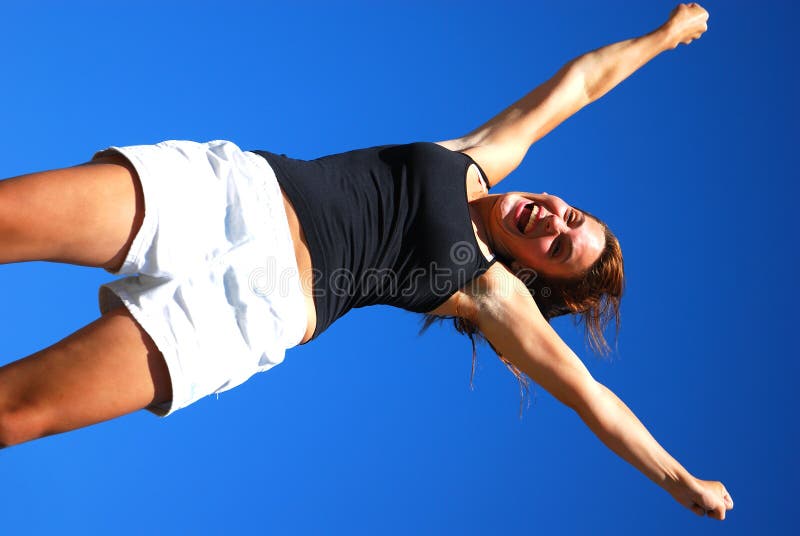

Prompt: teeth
xmin=523 ymin=204 xmax=539 ymax=233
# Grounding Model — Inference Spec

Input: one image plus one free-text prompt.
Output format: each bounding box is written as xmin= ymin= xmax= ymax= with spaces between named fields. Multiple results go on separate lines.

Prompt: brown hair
xmin=421 ymin=211 xmax=624 ymax=414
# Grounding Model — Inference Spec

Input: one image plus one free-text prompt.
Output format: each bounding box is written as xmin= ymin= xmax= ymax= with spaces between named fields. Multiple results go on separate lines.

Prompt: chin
xmin=499 ymin=193 xmax=523 ymax=221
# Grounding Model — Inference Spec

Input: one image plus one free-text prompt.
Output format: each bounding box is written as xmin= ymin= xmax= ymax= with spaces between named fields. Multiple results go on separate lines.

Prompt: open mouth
xmin=515 ymin=202 xmax=540 ymax=234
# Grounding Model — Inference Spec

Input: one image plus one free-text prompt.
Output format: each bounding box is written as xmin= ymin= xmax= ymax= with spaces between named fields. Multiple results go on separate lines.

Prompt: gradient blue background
xmin=0 ymin=1 xmax=795 ymax=534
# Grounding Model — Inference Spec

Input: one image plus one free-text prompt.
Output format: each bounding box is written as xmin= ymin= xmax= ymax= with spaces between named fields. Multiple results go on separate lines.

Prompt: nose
xmin=544 ymin=215 xmax=568 ymax=235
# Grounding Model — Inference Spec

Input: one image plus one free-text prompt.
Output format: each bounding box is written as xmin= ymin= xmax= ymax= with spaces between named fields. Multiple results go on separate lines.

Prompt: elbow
xmin=566 ymin=378 xmax=605 ymax=416
xmin=0 ymin=400 xmax=53 ymax=449
xmin=562 ymin=59 xmax=593 ymax=106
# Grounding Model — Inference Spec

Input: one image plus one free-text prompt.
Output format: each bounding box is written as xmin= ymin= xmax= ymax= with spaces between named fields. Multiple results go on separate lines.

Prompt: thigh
xmin=0 ymin=154 xmax=143 ymax=272
xmin=0 ymin=306 xmax=171 ymax=447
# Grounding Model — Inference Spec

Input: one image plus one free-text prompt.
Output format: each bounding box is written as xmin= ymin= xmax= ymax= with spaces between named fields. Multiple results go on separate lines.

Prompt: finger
xmin=721 ymin=488 xmax=734 ymax=509
xmin=710 ymin=498 xmax=727 ymax=520
xmin=691 ymin=503 xmax=706 ymax=517
xmin=724 ymin=494 xmax=734 ymax=509
xmin=699 ymin=503 xmax=720 ymax=520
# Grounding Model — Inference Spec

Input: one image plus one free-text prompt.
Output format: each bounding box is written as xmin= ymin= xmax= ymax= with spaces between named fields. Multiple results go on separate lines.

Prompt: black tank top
xmin=252 ymin=142 xmax=496 ymax=340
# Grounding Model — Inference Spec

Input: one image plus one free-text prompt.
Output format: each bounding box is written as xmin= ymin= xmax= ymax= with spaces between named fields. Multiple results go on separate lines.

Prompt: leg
xmin=0 ymin=154 xmax=143 ymax=271
xmin=0 ymin=306 xmax=171 ymax=448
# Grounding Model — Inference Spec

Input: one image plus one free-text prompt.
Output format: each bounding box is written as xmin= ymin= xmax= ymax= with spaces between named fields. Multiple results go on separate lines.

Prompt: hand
xmin=660 ymin=3 xmax=709 ymax=49
xmin=668 ymin=475 xmax=734 ymax=520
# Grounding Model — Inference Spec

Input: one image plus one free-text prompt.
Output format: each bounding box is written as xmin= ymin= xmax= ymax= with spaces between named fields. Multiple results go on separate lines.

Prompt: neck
xmin=469 ymin=194 xmax=512 ymax=262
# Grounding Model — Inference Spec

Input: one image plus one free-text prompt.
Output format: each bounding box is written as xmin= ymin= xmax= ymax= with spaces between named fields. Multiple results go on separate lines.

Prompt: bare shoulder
xmin=433 ymin=139 xmax=486 ymax=167
xmin=433 ymin=138 xmax=469 ymax=152
xmin=464 ymin=263 xmax=534 ymax=323
xmin=426 ymin=263 xmax=529 ymax=323
xmin=434 ymin=139 xmax=523 ymax=189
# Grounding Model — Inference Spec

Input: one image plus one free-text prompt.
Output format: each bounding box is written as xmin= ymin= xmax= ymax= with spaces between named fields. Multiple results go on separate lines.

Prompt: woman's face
xmin=489 ymin=192 xmax=606 ymax=279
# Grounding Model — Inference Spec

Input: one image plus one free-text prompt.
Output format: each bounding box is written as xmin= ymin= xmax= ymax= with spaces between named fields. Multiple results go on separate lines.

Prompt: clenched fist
xmin=668 ymin=475 xmax=734 ymax=520
xmin=661 ymin=3 xmax=709 ymax=49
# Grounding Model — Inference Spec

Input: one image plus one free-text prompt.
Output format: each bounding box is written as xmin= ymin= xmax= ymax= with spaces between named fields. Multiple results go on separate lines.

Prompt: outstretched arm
xmin=439 ymin=3 xmax=709 ymax=187
xmin=467 ymin=264 xmax=733 ymax=519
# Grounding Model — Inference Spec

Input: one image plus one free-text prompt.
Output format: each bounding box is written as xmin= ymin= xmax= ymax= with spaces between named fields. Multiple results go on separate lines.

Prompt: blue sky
xmin=0 ymin=1 xmax=796 ymax=534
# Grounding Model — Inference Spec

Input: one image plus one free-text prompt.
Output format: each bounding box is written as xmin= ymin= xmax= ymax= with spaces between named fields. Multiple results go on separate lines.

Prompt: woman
xmin=0 ymin=2 xmax=732 ymax=521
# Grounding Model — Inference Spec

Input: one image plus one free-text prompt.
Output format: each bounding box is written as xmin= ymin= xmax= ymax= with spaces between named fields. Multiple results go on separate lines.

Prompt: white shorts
xmin=94 ymin=140 xmax=307 ymax=417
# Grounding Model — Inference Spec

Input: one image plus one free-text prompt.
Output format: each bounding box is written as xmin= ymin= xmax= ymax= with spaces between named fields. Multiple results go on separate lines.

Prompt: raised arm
xmin=439 ymin=3 xmax=709 ymax=187
xmin=467 ymin=264 xmax=732 ymax=519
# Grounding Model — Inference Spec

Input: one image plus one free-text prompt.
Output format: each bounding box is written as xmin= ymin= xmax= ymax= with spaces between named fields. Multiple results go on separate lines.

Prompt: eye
xmin=567 ymin=209 xmax=576 ymax=224
xmin=551 ymin=238 xmax=562 ymax=257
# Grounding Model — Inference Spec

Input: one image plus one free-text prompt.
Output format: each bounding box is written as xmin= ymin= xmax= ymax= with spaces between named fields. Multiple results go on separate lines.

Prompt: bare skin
xmin=0 ymin=155 xmax=171 ymax=447
xmin=434 ymin=2 xmax=730 ymax=521
xmin=0 ymin=0 xmax=730 ymax=523
xmin=281 ymin=4 xmax=732 ymax=521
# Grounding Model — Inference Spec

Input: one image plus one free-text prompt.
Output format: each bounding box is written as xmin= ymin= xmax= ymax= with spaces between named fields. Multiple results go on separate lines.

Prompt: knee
xmin=0 ymin=403 xmax=48 ymax=449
